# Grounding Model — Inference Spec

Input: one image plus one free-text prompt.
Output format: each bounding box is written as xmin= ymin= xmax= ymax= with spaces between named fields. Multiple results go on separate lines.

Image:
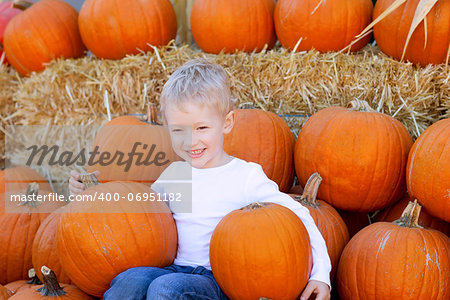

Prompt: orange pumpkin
xmin=373 ymin=0 xmax=450 ymax=66
xmin=3 ymin=0 xmax=85 ymax=76
xmin=210 ymin=202 xmax=312 ymax=300
xmin=191 ymin=0 xmax=276 ymax=54
xmin=224 ymin=109 xmax=295 ymax=192
xmin=56 ymin=181 xmax=178 ymax=297
xmin=291 ymin=173 xmax=349 ymax=281
xmin=9 ymin=266 xmax=93 ymax=299
xmin=0 ymin=170 xmax=62 ymax=284
xmin=337 ymin=201 xmax=450 ymax=299
xmin=375 ymin=194 xmax=450 ymax=236
xmin=407 ymin=118 xmax=450 ymax=222
xmin=294 ymin=100 xmax=413 ymax=212
xmin=274 ymin=0 xmax=373 ymax=52
xmin=86 ymin=115 xmax=179 ymax=185
xmin=78 ymin=0 xmax=177 ymax=59
xmin=32 ymin=208 xmax=71 ymax=284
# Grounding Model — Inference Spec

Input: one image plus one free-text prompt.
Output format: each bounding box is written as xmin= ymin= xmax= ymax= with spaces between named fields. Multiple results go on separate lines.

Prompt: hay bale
xmin=6 ymin=43 xmax=449 ymax=189
xmin=12 ymin=44 xmax=447 ymax=139
xmin=0 ymin=64 xmax=20 ymax=162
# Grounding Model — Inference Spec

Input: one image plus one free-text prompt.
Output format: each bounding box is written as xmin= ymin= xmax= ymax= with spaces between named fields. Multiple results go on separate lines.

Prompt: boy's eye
xmin=171 ymin=128 xmax=183 ymax=133
xmin=197 ymin=126 xmax=208 ymax=130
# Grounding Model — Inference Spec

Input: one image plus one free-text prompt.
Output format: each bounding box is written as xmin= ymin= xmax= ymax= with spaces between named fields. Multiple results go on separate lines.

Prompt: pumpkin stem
xmin=296 ymin=173 xmax=321 ymax=208
xmin=27 ymin=268 xmax=43 ymax=285
xmin=145 ymin=104 xmax=160 ymax=125
xmin=79 ymin=172 xmax=100 ymax=189
xmin=347 ymin=100 xmax=376 ymax=112
xmin=394 ymin=200 xmax=423 ymax=228
xmin=17 ymin=182 xmax=39 ymax=208
xmin=241 ymin=202 xmax=268 ymax=210
xmin=12 ymin=0 xmax=33 ymax=10
xmin=37 ymin=266 xmax=66 ymax=297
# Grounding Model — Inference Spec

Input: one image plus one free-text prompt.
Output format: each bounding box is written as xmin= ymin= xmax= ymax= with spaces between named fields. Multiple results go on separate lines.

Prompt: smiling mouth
xmin=187 ymin=148 xmax=205 ymax=158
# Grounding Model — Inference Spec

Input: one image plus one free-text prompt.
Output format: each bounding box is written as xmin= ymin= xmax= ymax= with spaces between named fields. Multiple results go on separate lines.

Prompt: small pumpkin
xmin=407 ymin=118 xmax=450 ymax=222
xmin=373 ymin=0 xmax=450 ymax=66
xmin=86 ymin=111 xmax=179 ymax=185
xmin=375 ymin=194 xmax=450 ymax=236
xmin=224 ymin=109 xmax=295 ymax=192
xmin=9 ymin=266 xmax=93 ymax=299
xmin=191 ymin=0 xmax=276 ymax=54
xmin=3 ymin=0 xmax=85 ymax=76
xmin=0 ymin=179 xmax=63 ymax=284
xmin=210 ymin=202 xmax=312 ymax=300
xmin=291 ymin=172 xmax=349 ymax=281
xmin=78 ymin=0 xmax=177 ymax=59
xmin=32 ymin=208 xmax=71 ymax=284
xmin=337 ymin=201 xmax=450 ymax=299
xmin=56 ymin=180 xmax=178 ymax=297
xmin=294 ymin=100 xmax=413 ymax=212
xmin=0 ymin=1 xmax=21 ymax=65
xmin=274 ymin=0 xmax=373 ymax=52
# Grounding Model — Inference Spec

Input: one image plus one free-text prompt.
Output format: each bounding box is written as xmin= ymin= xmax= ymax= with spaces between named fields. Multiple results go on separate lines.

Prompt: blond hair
xmin=160 ymin=59 xmax=234 ymax=117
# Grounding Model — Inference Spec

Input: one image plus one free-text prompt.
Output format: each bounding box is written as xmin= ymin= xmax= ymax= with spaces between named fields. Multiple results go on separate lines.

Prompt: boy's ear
xmin=223 ymin=110 xmax=235 ymax=134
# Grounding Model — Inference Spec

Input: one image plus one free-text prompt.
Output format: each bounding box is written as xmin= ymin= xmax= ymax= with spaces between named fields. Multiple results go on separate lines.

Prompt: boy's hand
xmin=69 ymin=170 xmax=100 ymax=196
xmin=300 ymin=280 xmax=330 ymax=300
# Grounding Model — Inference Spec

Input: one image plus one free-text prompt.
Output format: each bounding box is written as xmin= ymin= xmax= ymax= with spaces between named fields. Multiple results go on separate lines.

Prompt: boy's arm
xmin=246 ymin=164 xmax=331 ymax=289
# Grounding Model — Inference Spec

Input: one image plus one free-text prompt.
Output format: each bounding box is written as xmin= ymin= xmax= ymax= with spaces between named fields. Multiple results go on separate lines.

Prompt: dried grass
xmin=0 ymin=64 xmax=20 ymax=162
xmin=10 ymin=43 xmax=448 ymax=138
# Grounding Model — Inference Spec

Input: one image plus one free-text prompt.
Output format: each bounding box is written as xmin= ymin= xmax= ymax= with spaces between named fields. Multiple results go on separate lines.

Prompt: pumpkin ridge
xmin=320 ymin=110 xmax=345 ymax=205
xmin=61 ymin=212 xmax=100 ymax=292
xmin=4 ymin=18 xmax=29 ymax=74
xmin=433 ymin=126 xmax=450 ymax=214
xmin=3 ymin=213 xmax=21 ymax=282
xmin=47 ymin=1 xmax=75 ymax=56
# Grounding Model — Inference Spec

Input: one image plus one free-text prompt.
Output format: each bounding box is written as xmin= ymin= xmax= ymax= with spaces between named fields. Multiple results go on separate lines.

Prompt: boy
xmin=69 ymin=59 xmax=331 ymax=300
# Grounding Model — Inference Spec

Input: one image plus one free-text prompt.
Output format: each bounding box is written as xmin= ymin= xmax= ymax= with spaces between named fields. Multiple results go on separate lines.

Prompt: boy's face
xmin=164 ymin=101 xmax=234 ymax=169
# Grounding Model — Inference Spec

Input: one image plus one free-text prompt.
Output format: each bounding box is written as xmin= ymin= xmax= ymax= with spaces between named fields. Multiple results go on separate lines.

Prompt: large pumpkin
xmin=9 ymin=266 xmax=93 ymax=299
xmin=32 ymin=208 xmax=71 ymax=284
xmin=375 ymin=194 xmax=450 ymax=236
xmin=295 ymin=100 xmax=413 ymax=212
xmin=224 ymin=109 xmax=295 ymax=192
xmin=56 ymin=181 xmax=178 ymax=297
xmin=0 ymin=1 xmax=21 ymax=65
xmin=0 ymin=167 xmax=62 ymax=284
xmin=3 ymin=0 xmax=85 ymax=76
xmin=86 ymin=115 xmax=179 ymax=185
xmin=210 ymin=202 xmax=312 ymax=300
xmin=407 ymin=118 xmax=450 ymax=222
xmin=337 ymin=201 xmax=450 ymax=299
xmin=291 ymin=173 xmax=349 ymax=281
xmin=191 ymin=0 xmax=276 ymax=54
xmin=79 ymin=0 xmax=177 ymax=60
xmin=274 ymin=0 xmax=373 ymax=52
xmin=373 ymin=0 xmax=450 ymax=66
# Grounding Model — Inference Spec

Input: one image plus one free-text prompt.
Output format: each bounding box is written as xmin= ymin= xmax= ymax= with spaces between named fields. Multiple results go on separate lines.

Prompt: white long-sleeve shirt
xmin=151 ymin=157 xmax=331 ymax=287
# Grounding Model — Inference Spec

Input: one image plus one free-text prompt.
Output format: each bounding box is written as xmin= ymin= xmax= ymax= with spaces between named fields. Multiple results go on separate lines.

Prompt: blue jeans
xmin=103 ymin=264 xmax=229 ymax=300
